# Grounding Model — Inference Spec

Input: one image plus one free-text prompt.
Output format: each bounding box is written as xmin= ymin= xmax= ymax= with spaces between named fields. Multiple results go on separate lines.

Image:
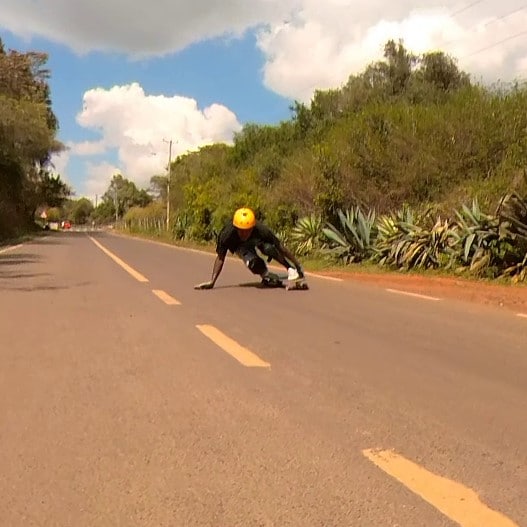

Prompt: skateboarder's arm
xmin=210 ymin=253 xmax=225 ymax=285
xmin=194 ymin=252 xmax=225 ymax=290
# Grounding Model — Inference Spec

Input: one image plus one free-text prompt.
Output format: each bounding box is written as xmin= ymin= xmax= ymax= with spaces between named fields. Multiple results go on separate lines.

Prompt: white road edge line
xmin=0 ymin=243 xmax=23 ymax=254
xmin=386 ymin=288 xmax=441 ymax=301
xmin=517 ymin=313 xmax=527 ymax=319
xmin=88 ymin=236 xmax=149 ymax=283
xmin=305 ymin=271 xmax=343 ymax=282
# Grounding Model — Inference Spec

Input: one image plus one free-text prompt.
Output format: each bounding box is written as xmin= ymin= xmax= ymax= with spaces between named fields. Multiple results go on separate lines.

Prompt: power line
xmin=486 ymin=5 xmax=527 ymax=26
xmin=461 ymin=29 xmax=527 ymax=58
xmin=449 ymin=0 xmax=487 ymax=17
xmin=441 ymin=5 xmax=527 ymax=47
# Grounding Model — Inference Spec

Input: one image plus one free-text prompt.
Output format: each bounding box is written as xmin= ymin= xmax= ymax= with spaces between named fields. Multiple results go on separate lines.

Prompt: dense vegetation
xmin=120 ymin=40 xmax=527 ymax=282
xmin=0 ymin=38 xmax=72 ymax=239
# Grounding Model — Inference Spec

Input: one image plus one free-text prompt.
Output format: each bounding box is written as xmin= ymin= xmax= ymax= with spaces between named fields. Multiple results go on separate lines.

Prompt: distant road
xmin=1 ymin=231 xmax=525 ymax=526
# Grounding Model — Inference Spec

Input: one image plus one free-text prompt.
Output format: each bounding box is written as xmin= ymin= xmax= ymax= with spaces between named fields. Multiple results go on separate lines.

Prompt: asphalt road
xmin=1 ymin=231 xmax=526 ymax=527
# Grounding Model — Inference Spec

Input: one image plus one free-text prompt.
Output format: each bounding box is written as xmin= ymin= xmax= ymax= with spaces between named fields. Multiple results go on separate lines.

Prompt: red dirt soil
xmin=316 ymin=269 xmax=527 ymax=314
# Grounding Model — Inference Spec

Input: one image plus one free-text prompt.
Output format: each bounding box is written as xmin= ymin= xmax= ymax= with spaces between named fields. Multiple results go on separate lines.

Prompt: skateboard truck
xmin=285 ymin=276 xmax=309 ymax=290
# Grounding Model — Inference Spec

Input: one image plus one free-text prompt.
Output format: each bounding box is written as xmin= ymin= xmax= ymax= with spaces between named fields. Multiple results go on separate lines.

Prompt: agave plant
xmin=322 ymin=206 xmax=377 ymax=263
xmin=376 ymin=215 xmax=456 ymax=270
xmin=275 ymin=228 xmax=292 ymax=247
xmin=289 ymin=213 xmax=324 ymax=256
xmin=373 ymin=204 xmax=421 ymax=266
xmin=496 ymin=192 xmax=527 ymax=253
xmin=501 ymin=252 xmax=527 ymax=283
xmin=450 ymin=198 xmax=516 ymax=277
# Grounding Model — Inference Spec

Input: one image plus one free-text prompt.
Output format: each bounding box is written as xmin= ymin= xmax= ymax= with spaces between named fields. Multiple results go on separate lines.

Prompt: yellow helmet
xmin=233 ymin=207 xmax=256 ymax=229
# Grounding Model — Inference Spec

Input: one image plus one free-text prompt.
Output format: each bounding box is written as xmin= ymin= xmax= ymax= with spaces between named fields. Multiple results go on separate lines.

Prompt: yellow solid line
xmin=152 ymin=289 xmax=181 ymax=305
xmin=88 ymin=236 xmax=149 ymax=283
xmin=362 ymin=449 xmax=519 ymax=527
xmin=196 ymin=325 xmax=270 ymax=369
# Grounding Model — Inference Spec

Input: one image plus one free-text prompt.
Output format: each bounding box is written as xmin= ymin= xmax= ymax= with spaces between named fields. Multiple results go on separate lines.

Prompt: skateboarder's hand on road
xmin=194 ymin=281 xmax=214 ymax=290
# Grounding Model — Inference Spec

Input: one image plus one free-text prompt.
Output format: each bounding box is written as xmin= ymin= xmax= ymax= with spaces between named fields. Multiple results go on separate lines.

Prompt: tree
xmin=70 ymin=198 xmax=94 ymax=224
xmin=0 ymin=37 xmax=65 ymax=238
xmin=420 ymin=51 xmax=470 ymax=92
xmin=101 ymin=174 xmax=152 ymax=219
xmin=149 ymin=175 xmax=168 ymax=201
xmin=383 ymin=39 xmax=417 ymax=95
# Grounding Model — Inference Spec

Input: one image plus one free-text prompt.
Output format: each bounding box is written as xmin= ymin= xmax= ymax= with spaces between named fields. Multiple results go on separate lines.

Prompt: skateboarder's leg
xmin=236 ymin=247 xmax=281 ymax=284
xmin=258 ymin=242 xmax=292 ymax=270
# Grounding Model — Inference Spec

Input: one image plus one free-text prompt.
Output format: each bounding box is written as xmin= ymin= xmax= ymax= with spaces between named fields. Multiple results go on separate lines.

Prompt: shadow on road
xmin=0 ymin=253 xmax=43 ymax=266
xmin=211 ymin=281 xmax=284 ymax=290
xmin=0 ymin=280 xmax=92 ymax=292
xmin=0 ymin=272 xmax=50 ymax=279
xmin=0 ymin=250 xmax=91 ymax=292
xmin=5 ymin=283 xmax=89 ymax=292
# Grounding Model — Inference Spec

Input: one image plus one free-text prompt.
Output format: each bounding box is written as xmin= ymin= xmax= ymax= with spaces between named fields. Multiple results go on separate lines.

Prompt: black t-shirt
xmin=216 ymin=221 xmax=280 ymax=257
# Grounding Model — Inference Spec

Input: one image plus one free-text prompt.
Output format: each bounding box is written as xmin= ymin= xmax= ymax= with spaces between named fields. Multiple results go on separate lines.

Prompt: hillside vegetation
xmin=0 ymin=38 xmax=71 ymax=240
xmin=120 ymin=40 xmax=527 ymax=282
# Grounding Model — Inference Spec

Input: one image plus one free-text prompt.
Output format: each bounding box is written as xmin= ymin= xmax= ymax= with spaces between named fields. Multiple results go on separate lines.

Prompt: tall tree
xmin=0 ymin=37 xmax=65 ymax=238
xmin=102 ymin=174 xmax=152 ymax=219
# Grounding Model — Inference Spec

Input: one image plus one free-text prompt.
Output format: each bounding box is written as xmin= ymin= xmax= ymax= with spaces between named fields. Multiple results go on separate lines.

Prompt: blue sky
xmin=1 ymin=0 xmax=525 ymax=203
xmin=0 ymin=29 xmax=293 ymax=200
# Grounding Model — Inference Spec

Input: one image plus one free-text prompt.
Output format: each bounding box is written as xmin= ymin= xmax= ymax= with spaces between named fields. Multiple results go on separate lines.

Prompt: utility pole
xmin=114 ymin=186 xmax=118 ymax=223
xmin=163 ymin=139 xmax=172 ymax=231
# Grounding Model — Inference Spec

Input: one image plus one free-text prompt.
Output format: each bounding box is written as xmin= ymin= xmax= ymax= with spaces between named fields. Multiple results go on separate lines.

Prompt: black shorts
xmin=236 ymin=246 xmax=265 ymax=274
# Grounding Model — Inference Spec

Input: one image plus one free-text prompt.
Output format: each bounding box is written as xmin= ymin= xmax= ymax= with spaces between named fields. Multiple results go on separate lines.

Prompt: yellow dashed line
xmin=363 ymin=448 xmax=519 ymax=527
xmin=196 ymin=324 xmax=270 ymax=369
xmin=89 ymin=236 xmax=149 ymax=282
xmin=152 ymin=289 xmax=181 ymax=305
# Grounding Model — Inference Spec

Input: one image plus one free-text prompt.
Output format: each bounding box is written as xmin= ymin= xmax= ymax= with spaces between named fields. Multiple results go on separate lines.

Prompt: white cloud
xmin=257 ymin=0 xmax=527 ymax=102
xmin=49 ymin=150 xmax=70 ymax=180
xmin=2 ymin=0 xmax=524 ymax=104
xmin=84 ymin=161 xmax=121 ymax=201
xmin=70 ymin=140 xmax=107 ymax=156
xmin=71 ymin=82 xmax=241 ymax=196
xmin=0 ymin=0 xmax=298 ymax=57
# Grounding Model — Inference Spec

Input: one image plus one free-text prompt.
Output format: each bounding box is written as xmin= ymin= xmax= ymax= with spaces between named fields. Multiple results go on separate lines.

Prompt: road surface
xmin=1 ymin=231 xmax=526 ymax=526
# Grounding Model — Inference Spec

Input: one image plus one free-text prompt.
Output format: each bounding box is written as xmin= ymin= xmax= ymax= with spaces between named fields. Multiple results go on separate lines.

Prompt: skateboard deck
xmin=262 ymin=273 xmax=309 ymax=291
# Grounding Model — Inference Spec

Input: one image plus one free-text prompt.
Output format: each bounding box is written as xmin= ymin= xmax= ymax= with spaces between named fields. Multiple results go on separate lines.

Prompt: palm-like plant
xmin=322 ymin=206 xmax=377 ymax=263
xmin=374 ymin=209 xmax=455 ymax=270
xmin=450 ymin=199 xmax=514 ymax=276
xmin=290 ymin=213 xmax=324 ymax=255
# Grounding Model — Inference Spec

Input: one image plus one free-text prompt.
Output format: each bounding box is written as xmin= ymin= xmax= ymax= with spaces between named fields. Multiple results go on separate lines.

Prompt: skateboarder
xmin=194 ymin=207 xmax=306 ymax=290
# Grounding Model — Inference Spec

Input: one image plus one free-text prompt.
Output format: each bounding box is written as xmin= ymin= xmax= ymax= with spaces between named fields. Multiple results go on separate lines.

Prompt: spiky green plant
xmin=322 ymin=206 xmax=377 ymax=263
xmin=376 ymin=211 xmax=452 ymax=270
xmin=290 ymin=213 xmax=324 ymax=256
xmin=275 ymin=228 xmax=292 ymax=247
xmin=373 ymin=204 xmax=421 ymax=266
xmin=496 ymin=192 xmax=527 ymax=253
xmin=501 ymin=252 xmax=527 ymax=283
xmin=450 ymin=198 xmax=516 ymax=277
